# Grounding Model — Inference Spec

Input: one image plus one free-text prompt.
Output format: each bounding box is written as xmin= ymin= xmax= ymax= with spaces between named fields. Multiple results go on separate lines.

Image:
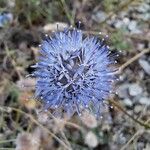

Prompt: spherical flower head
xmin=32 ymin=28 xmax=117 ymax=117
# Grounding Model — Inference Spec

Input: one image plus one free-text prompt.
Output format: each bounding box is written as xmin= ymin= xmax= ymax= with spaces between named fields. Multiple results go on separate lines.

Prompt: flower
xmin=31 ymin=28 xmax=117 ymax=117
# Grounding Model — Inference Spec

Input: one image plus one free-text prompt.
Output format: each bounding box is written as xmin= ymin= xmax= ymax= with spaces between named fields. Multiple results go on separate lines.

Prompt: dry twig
xmin=109 ymin=99 xmax=150 ymax=129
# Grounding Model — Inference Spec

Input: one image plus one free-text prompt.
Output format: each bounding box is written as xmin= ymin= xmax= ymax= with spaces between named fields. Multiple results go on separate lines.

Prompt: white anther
xmin=105 ymin=35 xmax=109 ymax=38
xmin=110 ymin=106 xmax=113 ymax=109
xmin=106 ymin=45 xmax=110 ymax=49
xmin=100 ymin=116 xmax=103 ymax=119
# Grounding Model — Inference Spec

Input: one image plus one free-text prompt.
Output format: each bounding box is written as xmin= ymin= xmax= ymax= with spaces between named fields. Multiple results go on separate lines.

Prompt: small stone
xmin=134 ymin=105 xmax=142 ymax=113
xmin=123 ymin=17 xmax=130 ymax=25
xmin=128 ymin=20 xmax=141 ymax=33
xmin=43 ymin=22 xmax=68 ymax=32
xmin=128 ymin=20 xmax=137 ymax=31
xmin=92 ymin=11 xmax=107 ymax=23
xmin=137 ymin=142 xmax=145 ymax=150
xmin=117 ymin=84 xmax=130 ymax=98
xmin=139 ymin=59 xmax=150 ymax=75
xmin=128 ymin=83 xmax=143 ymax=96
xmin=118 ymin=134 xmax=126 ymax=144
xmin=137 ymin=43 xmax=145 ymax=50
xmin=80 ymin=111 xmax=97 ymax=128
xmin=138 ymin=3 xmax=149 ymax=13
xmin=124 ymin=98 xmax=132 ymax=106
xmin=139 ymin=97 xmax=150 ymax=105
xmin=114 ymin=20 xmax=123 ymax=28
xmin=143 ymin=143 xmax=150 ymax=150
xmin=85 ymin=131 xmax=98 ymax=148
xmin=138 ymin=71 xmax=144 ymax=80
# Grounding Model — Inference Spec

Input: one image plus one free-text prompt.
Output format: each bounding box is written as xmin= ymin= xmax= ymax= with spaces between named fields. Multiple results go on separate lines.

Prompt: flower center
xmin=57 ymin=49 xmax=89 ymax=92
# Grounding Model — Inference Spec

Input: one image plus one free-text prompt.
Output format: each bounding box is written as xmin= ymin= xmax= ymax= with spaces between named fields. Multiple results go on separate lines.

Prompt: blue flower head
xmin=32 ymin=28 xmax=117 ymax=117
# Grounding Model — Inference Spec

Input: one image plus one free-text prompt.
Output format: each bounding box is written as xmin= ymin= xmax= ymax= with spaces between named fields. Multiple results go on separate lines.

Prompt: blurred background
xmin=0 ymin=0 xmax=149 ymax=150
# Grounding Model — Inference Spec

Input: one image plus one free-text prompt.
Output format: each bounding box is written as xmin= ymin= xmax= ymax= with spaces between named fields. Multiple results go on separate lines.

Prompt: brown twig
xmin=0 ymin=106 xmax=71 ymax=150
xmin=109 ymin=99 xmax=150 ymax=129
xmin=121 ymin=118 xmax=150 ymax=150
xmin=120 ymin=130 xmax=143 ymax=150
xmin=116 ymin=48 xmax=150 ymax=74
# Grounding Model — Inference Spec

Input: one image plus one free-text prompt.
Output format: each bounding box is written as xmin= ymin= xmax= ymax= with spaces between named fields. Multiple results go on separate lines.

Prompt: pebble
xmin=114 ymin=20 xmax=123 ymax=28
xmin=123 ymin=17 xmax=130 ymax=25
xmin=124 ymin=98 xmax=133 ymax=106
xmin=128 ymin=83 xmax=143 ymax=96
xmin=117 ymin=84 xmax=130 ymax=98
xmin=134 ymin=105 xmax=143 ymax=113
xmin=138 ymin=3 xmax=149 ymax=13
xmin=85 ymin=131 xmax=98 ymax=148
xmin=128 ymin=20 xmax=137 ymax=31
xmin=80 ymin=111 xmax=97 ymax=128
xmin=139 ymin=97 xmax=150 ymax=105
xmin=43 ymin=22 xmax=68 ymax=32
xmin=137 ymin=43 xmax=145 ymax=50
xmin=92 ymin=11 xmax=107 ymax=23
xmin=128 ymin=20 xmax=141 ymax=33
xmin=139 ymin=59 xmax=150 ymax=75
xmin=138 ymin=71 xmax=145 ymax=80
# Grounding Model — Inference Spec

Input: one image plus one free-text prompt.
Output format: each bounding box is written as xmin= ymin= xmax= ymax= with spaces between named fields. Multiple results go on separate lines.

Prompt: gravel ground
xmin=0 ymin=0 xmax=149 ymax=150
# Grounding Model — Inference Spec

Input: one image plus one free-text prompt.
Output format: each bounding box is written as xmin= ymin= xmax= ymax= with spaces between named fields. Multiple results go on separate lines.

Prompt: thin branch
xmin=116 ymin=49 xmax=150 ymax=74
xmin=60 ymin=131 xmax=72 ymax=150
xmin=120 ymin=130 xmax=143 ymax=150
xmin=0 ymin=106 xmax=71 ymax=150
xmin=109 ymin=99 xmax=150 ymax=129
xmin=45 ymin=111 xmax=83 ymax=131
xmin=120 ymin=107 xmax=150 ymax=150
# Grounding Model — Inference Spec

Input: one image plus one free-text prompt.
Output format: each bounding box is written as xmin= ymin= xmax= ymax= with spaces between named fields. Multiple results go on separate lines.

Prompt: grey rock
xmin=116 ymin=133 xmax=126 ymax=144
xmin=134 ymin=105 xmax=143 ymax=113
xmin=92 ymin=11 xmax=107 ymax=23
xmin=128 ymin=83 xmax=143 ymax=96
xmin=114 ymin=20 xmax=123 ymax=28
xmin=123 ymin=17 xmax=130 ymax=25
xmin=128 ymin=20 xmax=136 ymax=31
xmin=139 ymin=59 xmax=150 ymax=75
xmin=138 ymin=3 xmax=149 ymax=13
xmin=128 ymin=20 xmax=141 ymax=33
xmin=124 ymin=98 xmax=133 ymax=106
xmin=117 ymin=84 xmax=130 ymax=98
xmin=139 ymin=97 xmax=150 ymax=105
xmin=137 ymin=43 xmax=145 ymax=50
xmin=138 ymin=71 xmax=144 ymax=80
